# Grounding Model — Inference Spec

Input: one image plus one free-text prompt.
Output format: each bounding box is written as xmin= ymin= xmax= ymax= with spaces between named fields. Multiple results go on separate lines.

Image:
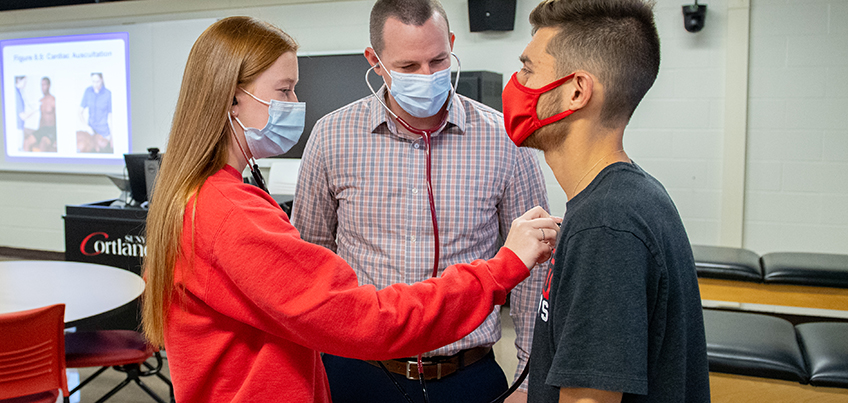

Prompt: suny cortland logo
xmin=80 ymin=232 xmax=147 ymax=257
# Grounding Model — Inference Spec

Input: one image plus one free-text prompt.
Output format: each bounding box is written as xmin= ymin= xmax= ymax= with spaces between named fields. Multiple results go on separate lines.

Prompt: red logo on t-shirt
xmin=542 ymin=266 xmax=553 ymax=300
xmin=541 ymin=248 xmax=555 ymax=300
xmin=538 ymin=249 xmax=555 ymax=322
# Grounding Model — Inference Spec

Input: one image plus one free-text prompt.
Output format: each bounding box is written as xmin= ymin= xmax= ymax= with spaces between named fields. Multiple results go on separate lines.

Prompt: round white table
xmin=0 ymin=260 xmax=145 ymax=327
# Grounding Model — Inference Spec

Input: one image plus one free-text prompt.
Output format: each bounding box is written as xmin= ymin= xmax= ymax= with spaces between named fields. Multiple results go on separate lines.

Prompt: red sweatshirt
xmin=164 ymin=165 xmax=530 ymax=403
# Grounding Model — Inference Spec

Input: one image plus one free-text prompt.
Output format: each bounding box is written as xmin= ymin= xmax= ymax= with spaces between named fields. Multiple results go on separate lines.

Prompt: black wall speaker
xmin=468 ymin=0 xmax=516 ymax=32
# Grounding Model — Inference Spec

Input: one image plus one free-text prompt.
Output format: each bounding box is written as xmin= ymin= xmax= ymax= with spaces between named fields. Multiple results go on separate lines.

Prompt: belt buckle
xmin=405 ymin=360 xmax=442 ymax=380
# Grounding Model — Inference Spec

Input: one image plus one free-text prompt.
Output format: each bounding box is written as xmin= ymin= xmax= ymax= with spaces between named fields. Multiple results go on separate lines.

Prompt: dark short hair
xmin=370 ymin=0 xmax=450 ymax=55
xmin=530 ymin=0 xmax=660 ymax=127
xmin=14 ymin=75 xmax=25 ymax=83
xmin=91 ymin=72 xmax=103 ymax=79
xmin=42 ymin=76 xmax=51 ymax=86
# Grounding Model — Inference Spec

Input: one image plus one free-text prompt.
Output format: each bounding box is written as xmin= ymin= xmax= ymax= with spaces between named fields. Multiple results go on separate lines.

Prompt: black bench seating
xmin=705 ymin=309 xmax=848 ymax=402
xmin=704 ymin=309 xmax=806 ymax=383
xmin=797 ymin=322 xmax=848 ymax=388
xmin=692 ymin=245 xmax=762 ymax=282
xmin=692 ymin=245 xmax=848 ymax=312
xmin=762 ymin=252 xmax=848 ymax=288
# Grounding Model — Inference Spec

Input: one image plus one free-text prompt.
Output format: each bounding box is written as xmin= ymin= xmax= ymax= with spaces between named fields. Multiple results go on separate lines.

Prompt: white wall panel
xmin=1 ymin=0 xmax=844 ymax=255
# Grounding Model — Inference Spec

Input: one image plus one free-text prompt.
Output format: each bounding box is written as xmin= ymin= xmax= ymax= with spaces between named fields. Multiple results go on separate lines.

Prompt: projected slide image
xmin=2 ymin=32 xmax=129 ymax=163
xmin=14 ymin=75 xmax=56 ymax=153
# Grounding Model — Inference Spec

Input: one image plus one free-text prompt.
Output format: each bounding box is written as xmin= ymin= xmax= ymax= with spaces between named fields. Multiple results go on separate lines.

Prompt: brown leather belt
xmin=366 ymin=346 xmax=491 ymax=381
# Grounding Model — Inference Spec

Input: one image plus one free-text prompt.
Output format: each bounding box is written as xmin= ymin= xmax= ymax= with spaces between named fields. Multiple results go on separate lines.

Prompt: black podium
xmin=64 ymin=200 xmax=147 ymax=331
xmin=63 ymin=195 xmax=292 ymax=331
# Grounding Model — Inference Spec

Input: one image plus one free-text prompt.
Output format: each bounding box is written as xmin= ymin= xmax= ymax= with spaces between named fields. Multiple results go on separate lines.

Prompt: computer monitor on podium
xmin=123 ymin=149 xmax=162 ymax=207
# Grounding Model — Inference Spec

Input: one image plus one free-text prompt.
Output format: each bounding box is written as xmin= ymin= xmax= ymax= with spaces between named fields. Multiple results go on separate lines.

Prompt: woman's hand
xmin=503 ymin=206 xmax=562 ymax=269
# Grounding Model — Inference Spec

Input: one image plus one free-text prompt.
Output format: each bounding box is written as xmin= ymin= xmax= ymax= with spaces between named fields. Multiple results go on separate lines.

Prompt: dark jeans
xmin=322 ymin=351 xmax=508 ymax=403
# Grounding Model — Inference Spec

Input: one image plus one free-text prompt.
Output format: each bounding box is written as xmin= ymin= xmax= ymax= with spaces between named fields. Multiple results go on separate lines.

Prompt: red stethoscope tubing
xmin=368 ymin=59 xmax=520 ymax=403
xmin=392 ymin=113 xmax=447 ymax=397
xmin=423 ymin=131 xmax=440 ymax=279
xmin=392 ymin=113 xmax=447 ymax=281
xmin=387 ymin=113 xmax=531 ymax=403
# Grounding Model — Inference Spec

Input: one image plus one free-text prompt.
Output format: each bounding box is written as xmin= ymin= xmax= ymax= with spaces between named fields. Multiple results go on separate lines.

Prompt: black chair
xmin=64 ymin=330 xmax=174 ymax=403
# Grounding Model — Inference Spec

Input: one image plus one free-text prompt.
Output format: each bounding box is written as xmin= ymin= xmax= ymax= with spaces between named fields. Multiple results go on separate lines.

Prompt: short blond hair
xmin=370 ymin=0 xmax=450 ymax=55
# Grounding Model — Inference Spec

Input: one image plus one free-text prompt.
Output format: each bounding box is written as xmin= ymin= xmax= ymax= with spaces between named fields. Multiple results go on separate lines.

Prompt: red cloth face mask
xmin=502 ymin=72 xmax=575 ymax=146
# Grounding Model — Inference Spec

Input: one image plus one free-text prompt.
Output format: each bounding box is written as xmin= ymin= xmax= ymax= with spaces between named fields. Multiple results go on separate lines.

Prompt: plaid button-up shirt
xmin=292 ymin=88 xmax=549 ymax=382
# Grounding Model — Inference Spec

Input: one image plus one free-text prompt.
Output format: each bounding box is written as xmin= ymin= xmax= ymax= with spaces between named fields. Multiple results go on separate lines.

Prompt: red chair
xmin=64 ymin=330 xmax=173 ymax=403
xmin=0 ymin=304 xmax=69 ymax=403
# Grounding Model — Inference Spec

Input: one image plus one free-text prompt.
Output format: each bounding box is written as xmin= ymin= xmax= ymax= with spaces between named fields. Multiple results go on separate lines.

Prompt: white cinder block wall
xmin=0 ymin=0 xmax=844 ymax=255
xmin=744 ymin=0 xmax=848 ymax=254
xmin=628 ymin=0 xmax=728 ymax=247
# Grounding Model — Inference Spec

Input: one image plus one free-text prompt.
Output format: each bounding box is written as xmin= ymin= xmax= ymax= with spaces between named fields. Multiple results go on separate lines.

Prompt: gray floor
xmin=68 ymin=358 xmax=173 ymax=403
xmin=0 ymin=255 xmax=173 ymax=403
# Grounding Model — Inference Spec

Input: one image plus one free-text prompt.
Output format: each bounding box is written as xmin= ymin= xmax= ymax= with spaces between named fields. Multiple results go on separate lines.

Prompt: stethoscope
xmin=227 ymin=107 xmax=270 ymax=194
xmin=366 ymin=56 xmax=530 ymax=403
xmin=364 ymin=55 xmax=462 ymax=283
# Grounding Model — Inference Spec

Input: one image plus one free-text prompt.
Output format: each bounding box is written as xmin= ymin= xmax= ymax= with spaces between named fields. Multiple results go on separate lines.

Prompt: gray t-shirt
xmin=528 ymin=162 xmax=710 ymax=403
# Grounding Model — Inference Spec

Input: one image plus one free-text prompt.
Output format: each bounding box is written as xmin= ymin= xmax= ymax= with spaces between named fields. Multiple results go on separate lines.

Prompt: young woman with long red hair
xmin=141 ymin=16 xmax=558 ymax=403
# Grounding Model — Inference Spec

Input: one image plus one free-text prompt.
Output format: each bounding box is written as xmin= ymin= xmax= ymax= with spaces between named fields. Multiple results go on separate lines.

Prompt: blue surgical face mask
xmin=232 ymin=88 xmax=306 ymax=159
xmin=374 ymin=53 xmax=459 ymax=118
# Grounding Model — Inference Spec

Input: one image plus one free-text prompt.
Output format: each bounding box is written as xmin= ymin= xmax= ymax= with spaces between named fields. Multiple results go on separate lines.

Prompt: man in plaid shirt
xmin=292 ymin=0 xmax=549 ymax=401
